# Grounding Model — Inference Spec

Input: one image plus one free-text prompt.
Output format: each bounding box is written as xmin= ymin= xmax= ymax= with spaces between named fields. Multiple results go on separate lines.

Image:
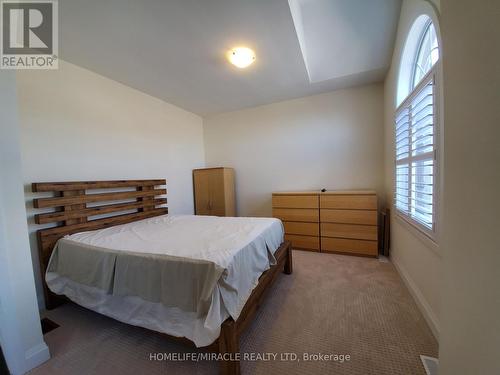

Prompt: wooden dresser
xmin=272 ymin=191 xmax=378 ymax=257
xmin=193 ymin=167 xmax=235 ymax=216
xmin=272 ymin=192 xmax=320 ymax=251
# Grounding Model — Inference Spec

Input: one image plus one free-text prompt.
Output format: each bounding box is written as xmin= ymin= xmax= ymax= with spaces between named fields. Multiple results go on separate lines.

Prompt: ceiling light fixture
xmin=227 ymin=47 xmax=256 ymax=68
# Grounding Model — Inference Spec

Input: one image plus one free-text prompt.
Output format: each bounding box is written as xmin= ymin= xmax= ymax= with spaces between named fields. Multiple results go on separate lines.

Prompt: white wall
xmin=204 ymin=84 xmax=385 ymax=217
xmin=17 ymin=61 xmax=205 ymax=309
xmin=383 ymin=0 xmax=442 ymax=339
xmin=438 ymin=0 xmax=500 ymax=373
xmin=0 ymin=71 xmax=50 ymax=374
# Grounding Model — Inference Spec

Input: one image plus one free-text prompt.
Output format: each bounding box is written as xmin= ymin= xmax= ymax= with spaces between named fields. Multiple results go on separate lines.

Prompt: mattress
xmin=46 ymin=214 xmax=284 ymax=346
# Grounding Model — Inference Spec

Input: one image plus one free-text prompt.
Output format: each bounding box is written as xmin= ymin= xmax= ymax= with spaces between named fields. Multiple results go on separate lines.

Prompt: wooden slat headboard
xmin=32 ymin=179 xmax=168 ymax=308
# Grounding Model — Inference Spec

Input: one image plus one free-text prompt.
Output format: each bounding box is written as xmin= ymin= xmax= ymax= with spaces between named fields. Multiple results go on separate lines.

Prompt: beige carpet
xmin=30 ymin=250 xmax=437 ymax=375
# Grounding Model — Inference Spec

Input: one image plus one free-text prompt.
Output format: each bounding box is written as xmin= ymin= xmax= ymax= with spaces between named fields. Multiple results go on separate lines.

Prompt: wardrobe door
xmin=207 ymin=168 xmax=226 ymax=216
xmin=193 ymin=169 xmax=211 ymax=215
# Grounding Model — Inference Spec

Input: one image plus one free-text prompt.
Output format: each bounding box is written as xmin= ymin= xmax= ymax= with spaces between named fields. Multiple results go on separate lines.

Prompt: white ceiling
xmin=60 ymin=0 xmax=401 ymax=115
xmin=289 ymin=0 xmax=401 ymax=83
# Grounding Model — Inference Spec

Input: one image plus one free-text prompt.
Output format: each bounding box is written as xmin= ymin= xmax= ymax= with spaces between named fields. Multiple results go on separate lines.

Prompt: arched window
xmin=411 ymin=20 xmax=439 ymax=89
xmin=395 ymin=16 xmax=440 ymax=238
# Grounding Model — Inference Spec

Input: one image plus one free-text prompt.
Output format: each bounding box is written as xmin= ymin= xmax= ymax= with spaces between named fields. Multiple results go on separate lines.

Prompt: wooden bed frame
xmin=32 ymin=179 xmax=293 ymax=375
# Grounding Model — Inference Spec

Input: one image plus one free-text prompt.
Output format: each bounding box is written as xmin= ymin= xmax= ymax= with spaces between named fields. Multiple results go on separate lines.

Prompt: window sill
xmin=393 ymin=211 xmax=441 ymax=258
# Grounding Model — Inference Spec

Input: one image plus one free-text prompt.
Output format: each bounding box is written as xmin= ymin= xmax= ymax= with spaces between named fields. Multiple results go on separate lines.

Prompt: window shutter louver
xmin=394 ymin=73 xmax=436 ymax=233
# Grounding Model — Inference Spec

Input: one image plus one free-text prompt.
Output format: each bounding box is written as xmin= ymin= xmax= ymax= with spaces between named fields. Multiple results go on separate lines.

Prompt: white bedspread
xmin=46 ymin=214 xmax=284 ymax=346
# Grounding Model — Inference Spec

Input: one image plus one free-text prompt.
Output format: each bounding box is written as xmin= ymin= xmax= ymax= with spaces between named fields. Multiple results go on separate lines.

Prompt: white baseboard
xmin=420 ymin=355 xmax=439 ymax=375
xmin=392 ymin=256 xmax=440 ymax=341
xmin=23 ymin=342 xmax=50 ymax=374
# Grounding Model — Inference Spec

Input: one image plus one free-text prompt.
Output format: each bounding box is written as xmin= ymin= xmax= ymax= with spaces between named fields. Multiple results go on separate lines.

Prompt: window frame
xmin=394 ymin=66 xmax=439 ymax=241
xmin=411 ymin=18 xmax=432 ymax=90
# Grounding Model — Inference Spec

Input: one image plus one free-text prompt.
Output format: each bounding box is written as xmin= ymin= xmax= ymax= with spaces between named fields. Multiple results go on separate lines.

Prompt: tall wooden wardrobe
xmin=193 ymin=167 xmax=235 ymax=217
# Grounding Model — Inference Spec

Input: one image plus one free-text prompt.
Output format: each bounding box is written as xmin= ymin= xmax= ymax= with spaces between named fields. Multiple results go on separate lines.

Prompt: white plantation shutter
xmin=395 ymin=72 xmax=436 ymax=233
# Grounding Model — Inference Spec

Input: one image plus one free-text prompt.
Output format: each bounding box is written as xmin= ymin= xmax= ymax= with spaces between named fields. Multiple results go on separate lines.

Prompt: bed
xmin=32 ymin=179 xmax=292 ymax=375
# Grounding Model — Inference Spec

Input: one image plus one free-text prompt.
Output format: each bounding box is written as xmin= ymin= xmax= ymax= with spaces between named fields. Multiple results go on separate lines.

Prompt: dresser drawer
xmin=283 ymin=221 xmax=319 ymax=236
xmin=285 ymin=234 xmax=320 ymax=251
xmin=273 ymin=208 xmax=319 ymax=222
xmin=272 ymin=195 xmax=318 ymax=209
xmin=321 ymin=237 xmax=378 ymax=256
xmin=321 ymin=223 xmax=377 ymax=241
xmin=320 ymin=195 xmax=377 ymax=210
xmin=321 ymin=209 xmax=377 ymax=225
